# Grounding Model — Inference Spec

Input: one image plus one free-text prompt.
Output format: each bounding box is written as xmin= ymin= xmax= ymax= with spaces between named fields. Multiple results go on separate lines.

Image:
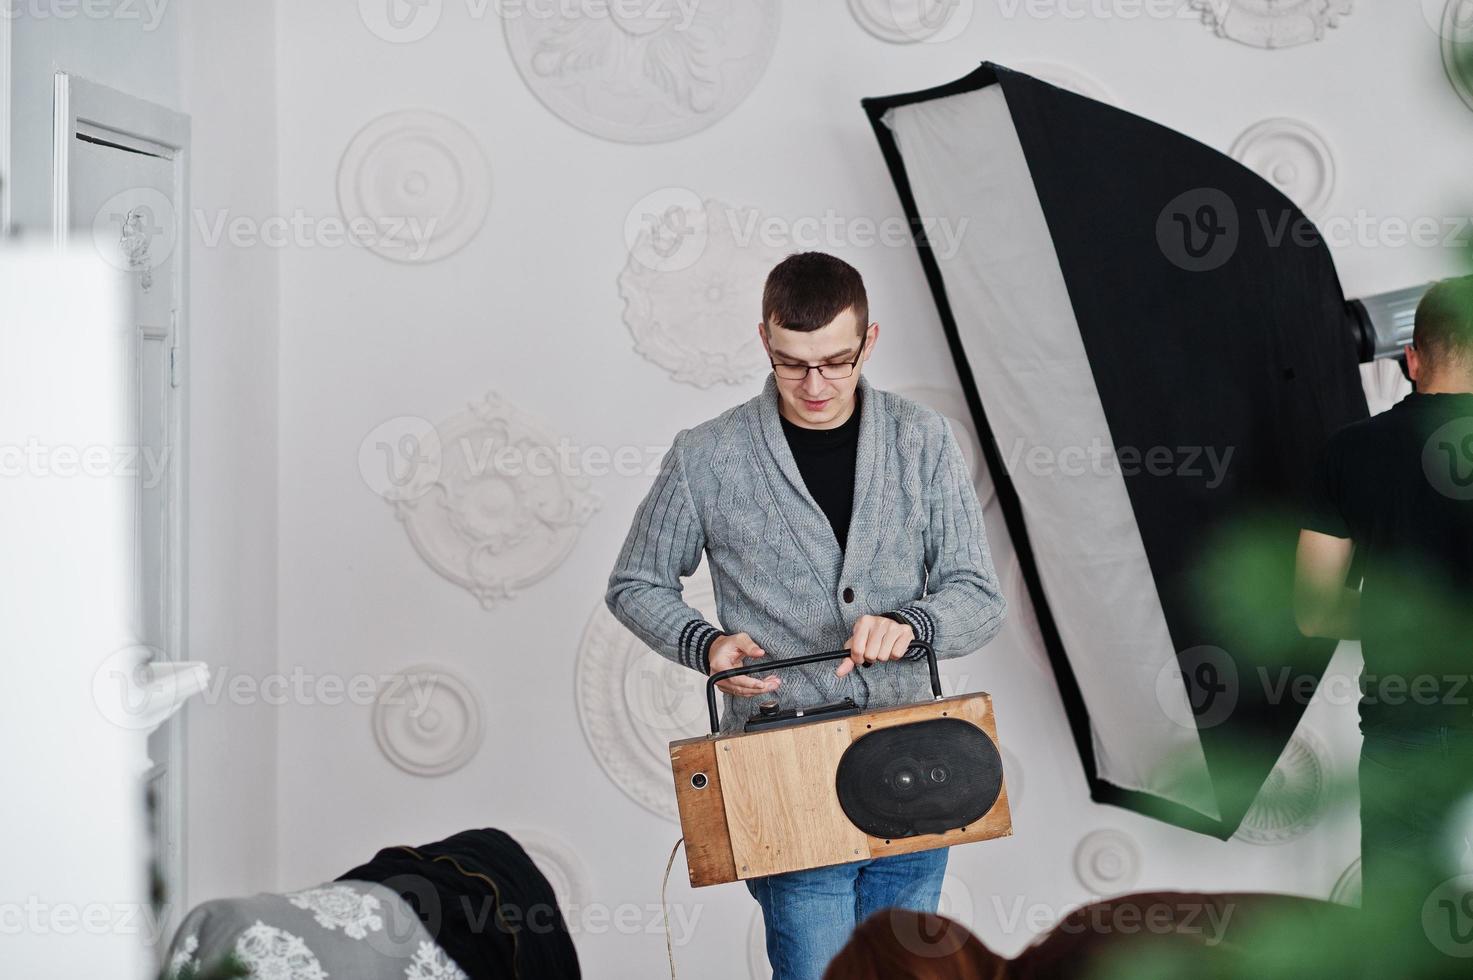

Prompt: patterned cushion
xmin=165 ymin=880 xmax=465 ymax=980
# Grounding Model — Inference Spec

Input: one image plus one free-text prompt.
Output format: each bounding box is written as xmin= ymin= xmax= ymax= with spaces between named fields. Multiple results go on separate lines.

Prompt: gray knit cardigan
xmin=605 ymin=372 xmax=1007 ymax=735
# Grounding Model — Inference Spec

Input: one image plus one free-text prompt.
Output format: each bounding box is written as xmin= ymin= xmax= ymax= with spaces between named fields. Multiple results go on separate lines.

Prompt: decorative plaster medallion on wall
xmin=1330 ymin=857 xmax=1362 ymax=907
xmin=577 ymin=562 xmax=719 ymax=821
xmin=503 ymin=0 xmax=781 ymax=144
xmin=619 ymin=196 xmax=787 ymax=387
xmin=337 ymin=110 xmax=491 ymax=263
xmin=897 ymin=386 xmax=997 ymax=511
xmin=849 ymin=0 xmax=972 ymax=44
xmin=1230 ymin=118 xmax=1336 ymax=221
xmin=391 ymin=393 xmax=599 ymax=608
xmin=1232 ymin=726 xmax=1330 ymax=844
xmin=1191 ymin=0 xmax=1352 ymax=49
xmin=1074 ymin=828 xmax=1142 ymax=895
xmin=510 ymin=829 xmax=591 ymax=911
xmin=1012 ymin=61 xmax=1117 ymax=104
xmin=1444 ymin=1 xmax=1473 ymax=112
xmin=372 ymin=665 xmax=483 ymax=777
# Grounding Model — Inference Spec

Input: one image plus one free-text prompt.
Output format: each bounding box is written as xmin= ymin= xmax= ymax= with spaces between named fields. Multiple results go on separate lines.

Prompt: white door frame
xmin=52 ymin=70 xmax=192 ymax=938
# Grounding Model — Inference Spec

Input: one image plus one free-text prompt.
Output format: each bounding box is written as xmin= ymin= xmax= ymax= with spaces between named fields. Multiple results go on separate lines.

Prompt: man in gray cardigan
xmin=605 ymin=252 xmax=1006 ymax=980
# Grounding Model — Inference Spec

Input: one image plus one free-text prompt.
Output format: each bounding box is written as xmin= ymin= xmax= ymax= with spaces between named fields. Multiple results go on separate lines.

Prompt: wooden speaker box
xmin=669 ymin=642 xmax=1012 ymax=888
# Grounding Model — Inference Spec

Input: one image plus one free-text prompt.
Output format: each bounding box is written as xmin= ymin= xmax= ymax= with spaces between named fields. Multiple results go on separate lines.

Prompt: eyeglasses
xmin=769 ymin=345 xmax=864 ymax=381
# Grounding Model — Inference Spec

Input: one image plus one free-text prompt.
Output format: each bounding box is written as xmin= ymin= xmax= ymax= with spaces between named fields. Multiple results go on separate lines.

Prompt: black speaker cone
xmin=835 ymin=718 xmax=1003 ymax=838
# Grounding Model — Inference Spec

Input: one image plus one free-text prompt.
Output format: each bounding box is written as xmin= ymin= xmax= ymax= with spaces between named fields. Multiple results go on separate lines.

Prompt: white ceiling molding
xmin=577 ymin=561 xmax=719 ymax=821
xmin=390 ymin=392 xmax=599 ymax=608
xmin=337 ymin=109 xmax=491 ymax=264
xmin=619 ymin=196 xmax=786 ymax=387
xmin=1230 ymin=118 xmax=1337 ymax=222
xmin=1073 ymin=828 xmax=1143 ymax=895
xmin=1191 ymin=0 xmax=1352 ymax=49
xmin=503 ymin=1 xmax=781 ymax=143
xmin=371 ymin=665 xmax=483 ymax=777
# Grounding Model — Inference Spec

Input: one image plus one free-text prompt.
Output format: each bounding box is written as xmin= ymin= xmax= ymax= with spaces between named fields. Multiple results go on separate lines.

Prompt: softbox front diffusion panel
xmin=863 ymin=63 xmax=1368 ymax=838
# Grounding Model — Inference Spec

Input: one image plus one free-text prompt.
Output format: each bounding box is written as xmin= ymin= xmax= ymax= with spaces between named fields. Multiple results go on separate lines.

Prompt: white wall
xmin=267 ymin=5 xmax=1471 ymax=977
xmin=176 ymin=0 xmax=280 ymax=908
xmin=5 ymin=0 xmax=282 ymax=914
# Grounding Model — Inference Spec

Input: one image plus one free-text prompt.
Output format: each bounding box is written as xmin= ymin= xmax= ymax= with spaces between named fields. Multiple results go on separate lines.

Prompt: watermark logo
xmin=359 ymin=0 xmax=444 ymax=42
xmin=359 ymin=416 xmax=443 ymax=502
xmin=1156 ymin=645 xmax=1238 ymax=730
xmin=1423 ymin=417 xmax=1473 ymax=501
xmin=624 ymin=187 xmax=707 ymax=273
xmin=2 ymin=0 xmax=171 ymax=31
xmin=1157 ymin=187 xmax=1239 ymax=272
xmin=92 ymin=644 xmax=193 ymax=731
xmin=1423 ymin=874 xmax=1473 ymax=957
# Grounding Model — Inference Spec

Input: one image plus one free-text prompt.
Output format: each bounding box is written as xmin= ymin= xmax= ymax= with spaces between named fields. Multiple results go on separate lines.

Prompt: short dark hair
xmin=1414 ymin=275 xmax=1473 ymax=372
xmin=762 ymin=252 xmax=868 ymax=337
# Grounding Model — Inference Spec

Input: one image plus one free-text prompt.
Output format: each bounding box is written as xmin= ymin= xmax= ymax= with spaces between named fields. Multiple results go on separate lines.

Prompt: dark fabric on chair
xmin=337 ymin=827 xmax=580 ymax=980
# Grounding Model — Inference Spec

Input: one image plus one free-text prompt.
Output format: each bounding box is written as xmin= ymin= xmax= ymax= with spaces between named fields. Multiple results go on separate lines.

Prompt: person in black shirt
xmin=779 ymin=385 xmax=863 ymax=552
xmin=1296 ymin=274 xmax=1473 ymax=947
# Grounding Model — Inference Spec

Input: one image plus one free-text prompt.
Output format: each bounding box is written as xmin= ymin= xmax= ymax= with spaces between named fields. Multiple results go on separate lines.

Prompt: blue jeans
xmin=744 ymin=847 xmax=949 ymax=980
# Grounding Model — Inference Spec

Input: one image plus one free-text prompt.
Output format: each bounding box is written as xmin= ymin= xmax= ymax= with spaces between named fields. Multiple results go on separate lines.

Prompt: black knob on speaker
xmin=758 ymin=700 xmax=780 ymax=717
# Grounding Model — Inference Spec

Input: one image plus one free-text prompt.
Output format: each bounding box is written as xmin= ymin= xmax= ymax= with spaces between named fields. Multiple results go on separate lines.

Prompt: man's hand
xmin=836 ymin=615 xmax=915 ymax=678
xmin=707 ymin=632 xmax=781 ymax=697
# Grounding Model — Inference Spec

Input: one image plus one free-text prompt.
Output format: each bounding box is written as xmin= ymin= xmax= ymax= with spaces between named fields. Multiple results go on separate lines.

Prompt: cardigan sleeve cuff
xmin=679 ymin=620 xmax=727 ymax=675
xmin=882 ymin=607 xmax=935 ymax=658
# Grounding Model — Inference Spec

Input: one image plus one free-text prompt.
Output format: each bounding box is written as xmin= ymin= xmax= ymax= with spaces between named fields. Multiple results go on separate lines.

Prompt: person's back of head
xmin=1410 ymin=274 xmax=1473 ymax=392
xmin=821 ymin=908 xmax=1007 ymax=980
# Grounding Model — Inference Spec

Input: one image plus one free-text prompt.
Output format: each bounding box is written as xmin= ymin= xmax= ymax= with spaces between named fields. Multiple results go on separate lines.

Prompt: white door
xmin=55 ymin=72 xmax=190 ymax=954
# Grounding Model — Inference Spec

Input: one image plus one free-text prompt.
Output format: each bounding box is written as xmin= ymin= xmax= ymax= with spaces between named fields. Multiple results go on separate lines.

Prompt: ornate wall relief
xmin=577 ymin=561 xmax=719 ymax=821
xmin=337 ymin=110 xmax=491 ymax=263
xmin=1232 ymin=726 xmax=1330 ymax=844
xmin=849 ymin=0 xmax=972 ymax=44
xmin=619 ymin=196 xmax=786 ymax=387
xmin=1191 ymin=0 xmax=1352 ymax=49
xmin=388 ymin=393 xmax=599 ymax=608
xmin=1074 ymin=828 xmax=1142 ymax=894
xmin=504 ymin=1 xmax=781 ymax=143
xmin=1230 ymin=118 xmax=1336 ymax=221
xmin=372 ymin=665 xmax=483 ymax=777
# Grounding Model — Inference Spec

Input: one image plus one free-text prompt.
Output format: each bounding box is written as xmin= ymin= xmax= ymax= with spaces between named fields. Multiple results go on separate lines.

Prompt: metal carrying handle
xmin=704 ymin=640 xmax=940 ymax=735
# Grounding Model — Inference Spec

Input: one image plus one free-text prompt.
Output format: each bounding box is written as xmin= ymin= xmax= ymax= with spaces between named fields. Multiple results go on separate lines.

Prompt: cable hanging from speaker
xmin=661 ymin=836 xmax=685 ymax=980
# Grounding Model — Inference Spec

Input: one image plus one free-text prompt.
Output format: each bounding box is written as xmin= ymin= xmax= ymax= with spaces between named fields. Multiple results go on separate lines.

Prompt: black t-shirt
xmin=780 ymin=390 xmax=862 ymax=552
xmin=1305 ymin=391 xmax=1473 ymax=728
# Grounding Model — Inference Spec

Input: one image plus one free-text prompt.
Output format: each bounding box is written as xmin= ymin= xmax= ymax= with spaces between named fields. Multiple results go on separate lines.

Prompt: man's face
xmin=759 ymin=306 xmax=876 ymax=429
